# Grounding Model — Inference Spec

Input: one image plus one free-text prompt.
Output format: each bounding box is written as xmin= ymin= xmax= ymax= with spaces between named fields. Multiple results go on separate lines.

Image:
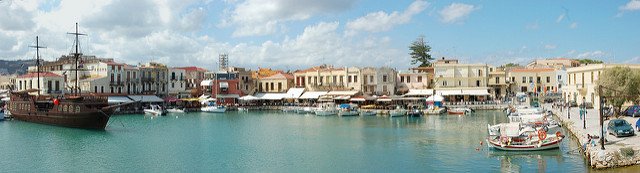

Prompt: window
xmin=101 ymin=86 xmax=104 ymax=93
xmin=333 ymin=76 xmax=337 ymax=83
xmin=354 ymin=76 xmax=358 ymax=83
xmin=270 ymin=82 xmax=274 ymax=91
xmin=383 ymin=75 xmax=388 ymax=82
xmin=590 ymin=71 xmax=594 ymax=83
xmin=406 ymin=76 xmax=411 ymax=83
xmin=55 ymin=81 xmax=59 ymax=91
xmin=340 ymin=76 xmax=344 ymax=83
xmin=546 ymin=76 xmax=550 ymax=83
xmin=111 ymin=74 xmax=114 ymax=82
xmin=536 ymin=77 xmax=540 ymax=83
xmin=495 ymin=77 xmax=500 ymax=83
xmin=417 ymin=76 xmax=422 ymax=82
xmin=319 ymin=77 xmax=323 ymax=84
xmin=369 ymin=75 xmax=374 ymax=83
xmin=522 ymin=77 xmax=526 ymax=83
xmin=278 ymin=82 xmax=282 ymax=91
xmin=443 ymin=81 xmax=447 ymax=86
xmin=383 ymin=85 xmax=387 ymax=93
xmin=110 ymin=87 xmax=114 ymax=93
xmin=476 ymin=80 xmax=480 ymax=87
xmin=172 ymin=72 xmax=176 ymax=80
xmin=478 ymin=70 xmax=482 ymax=77
xmin=558 ymin=75 xmax=561 ymax=80
xmin=348 ymin=76 xmax=352 ymax=83
xmin=172 ymin=82 xmax=175 ymax=88
xmin=529 ymin=77 xmax=533 ymax=83
xmin=458 ymin=81 xmax=461 ymax=86
xmin=95 ymin=86 xmax=97 ymax=93
xmin=400 ymin=76 xmax=404 ymax=83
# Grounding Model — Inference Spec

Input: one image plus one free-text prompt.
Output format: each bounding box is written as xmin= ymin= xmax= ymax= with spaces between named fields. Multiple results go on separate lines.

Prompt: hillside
xmin=0 ymin=59 xmax=36 ymax=75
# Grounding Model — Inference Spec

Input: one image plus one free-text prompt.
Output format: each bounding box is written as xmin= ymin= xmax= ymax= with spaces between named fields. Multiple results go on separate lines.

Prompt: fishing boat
xmin=338 ymin=104 xmax=359 ymax=116
xmin=487 ymin=123 xmax=564 ymax=151
xmin=200 ymin=98 xmax=226 ymax=113
xmin=6 ymin=25 xmax=130 ymax=130
xmin=447 ymin=107 xmax=474 ymax=115
xmin=296 ymin=107 xmax=314 ymax=114
xmin=359 ymin=110 xmax=377 ymax=116
xmin=144 ymin=104 xmax=166 ymax=116
xmin=389 ymin=106 xmax=407 ymax=117
xmin=166 ymin=107 xmax=185 ymax=114
xmin=315 ymin=102 xmax=337 ymax=116
xmin=407 ymin=104 xmax=423 ymax=117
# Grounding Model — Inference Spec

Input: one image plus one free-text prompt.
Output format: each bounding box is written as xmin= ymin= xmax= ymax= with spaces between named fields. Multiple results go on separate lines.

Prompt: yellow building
xmin=433 ymin=59 xmax=491 ymax=102
xmin=293 ymin=65 xmax=361 ymax=92
xmin=488 ymin=67 xmax=509 ymax=99
xmin=508 ymin=68 xmax=559 ymax=94
xmin=257 ymin=73 xmax=294 ymax=93
xmin=563 ymin=64 xmax=640 ymax=109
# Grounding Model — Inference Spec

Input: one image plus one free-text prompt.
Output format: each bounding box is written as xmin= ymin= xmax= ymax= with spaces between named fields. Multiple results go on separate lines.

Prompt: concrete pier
xmin=547 ymin=104 xmax=640 ymax=169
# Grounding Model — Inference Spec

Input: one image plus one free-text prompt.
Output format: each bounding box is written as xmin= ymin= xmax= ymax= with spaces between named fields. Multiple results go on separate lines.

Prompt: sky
xmin=0 ymin=0 xmax=639 ymax=71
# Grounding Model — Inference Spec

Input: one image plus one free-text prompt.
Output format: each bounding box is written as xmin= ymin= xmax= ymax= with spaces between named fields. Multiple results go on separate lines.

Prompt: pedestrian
xmin=580 ymin=105 xmax=587 ymax=120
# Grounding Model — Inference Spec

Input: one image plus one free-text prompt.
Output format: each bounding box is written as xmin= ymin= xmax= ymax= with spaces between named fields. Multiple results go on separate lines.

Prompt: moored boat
xmin=315 ymin=102 xmax=337 ymax=116
xmin=389 ymin=106 xmax=407 ymax=117
xmin=338 ymin=104 xmax=359 ymax=116
xmin=144 ymin=104 xmax=166 ymax=116
xmin=448 ymin=107 xmax=473 ymax=115
xmin=166 ymin=108 xmax=185 ymax=114
xmin=487 ymin=123 xmax=564 ymax=151
xmin=359 ymin=110 xmax=377 ymax=116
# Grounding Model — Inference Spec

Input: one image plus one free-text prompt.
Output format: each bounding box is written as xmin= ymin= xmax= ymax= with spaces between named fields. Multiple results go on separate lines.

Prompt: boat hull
xmin=11 ymin=110 xmax=109 ymax=130
xmin=201 ymin=107 xmax=227 ymax=113
xmin=487 ymin=138 xmax=563 ymax=151
xmin=315 ymin=110 xmax=337 ymax=116
xmin=338 ymin=111 xmax=359 ymax=116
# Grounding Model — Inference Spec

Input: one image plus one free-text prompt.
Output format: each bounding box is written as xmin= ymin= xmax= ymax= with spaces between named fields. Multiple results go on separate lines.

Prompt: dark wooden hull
xmin=11 ymin=110 xmax=110 ymax=130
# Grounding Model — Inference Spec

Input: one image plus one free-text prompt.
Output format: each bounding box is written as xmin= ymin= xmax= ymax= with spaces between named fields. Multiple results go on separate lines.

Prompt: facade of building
xmin=488 ymin=67 xmax=509 ymax=99
xmin=563 ymin=64 xmax=640 ymax=109
xmin=257 ymin=73 xmax=294 ymax=93
xmin=0 ymin=74 xmax=16 ymax=91
xmin=527 ymin=58 xmax=580 ymax=69
xmin=396 ymin=67 xmax=431 ymax=95
xmin=14 ymin=72 xmax=64 ymax=95
xmin=210 ymin=71 xmax=243 ymax=104
xmin=293 ymin=65 xmax=362 ymax=92
xmin=175 ymin=66 xmax=207 ymax=97
xmin=508 ymin=68 xmax=559 ymax=94
xmin=361 ymin=67 xmax=397 ymax=96
xmin=139 ymin=62 xmax=169 ymax=97
xmin=168 ymin=68 xmax=187 ymax=98
xmin=433 ymin=59 xmax=491 ymax=101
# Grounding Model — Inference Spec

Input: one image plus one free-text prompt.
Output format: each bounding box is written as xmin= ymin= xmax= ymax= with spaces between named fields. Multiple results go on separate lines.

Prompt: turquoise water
xmin=0 ymin=111 xmax=636 ymax=172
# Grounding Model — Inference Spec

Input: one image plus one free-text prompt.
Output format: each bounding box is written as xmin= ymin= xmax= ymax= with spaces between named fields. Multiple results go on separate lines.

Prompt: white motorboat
xmin=338 ymin=104 xmax=359 ymax=116
xmin=238 ymin=107 xmax=249 ymax=112
xmin=144 ymin=105 xmax=166 ymax=116
xmin=447 ymin=107 xmax=474 ymax=115
xmin=166 ymin=108 xmax=185 ymax=114
xmin=201 ymin=106 xmax=227 ymax=113
xmin=297 ymin=107 xmax=314 ymax=114
xmin=389 ymin=106 xmax=407 ymax=117
xmin=315 ymin=103 xmax=337 ymax=116
xmin=487 ymin=123 xmax=564 ymax=151
xmin=359 ymin=110 xmax=377 ymax=116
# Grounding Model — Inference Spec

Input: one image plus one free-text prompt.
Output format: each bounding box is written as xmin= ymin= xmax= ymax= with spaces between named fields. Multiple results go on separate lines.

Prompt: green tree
xmin=499 ymin=63 xmax=521 ymax=68
xmin=409 ymin=36 xmax=433 ymax=67
xmin=575 ymin=58 xmax=604 ymax=65
xmin=597 ymin=67 xmax=640 ymax=116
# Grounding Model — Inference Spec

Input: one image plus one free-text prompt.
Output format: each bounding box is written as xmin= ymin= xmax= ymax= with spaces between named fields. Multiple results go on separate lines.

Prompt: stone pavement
xmin=543 ymin=104 xmax=640 ymax=169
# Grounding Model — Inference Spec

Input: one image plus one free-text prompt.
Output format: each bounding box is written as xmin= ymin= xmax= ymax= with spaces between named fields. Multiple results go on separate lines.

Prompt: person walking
xmin=579 ymin=104 xmax=587 ymax=120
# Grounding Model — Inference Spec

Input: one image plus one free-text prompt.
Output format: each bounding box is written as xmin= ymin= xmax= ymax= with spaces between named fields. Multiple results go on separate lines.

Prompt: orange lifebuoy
xmin=555 ymin=131 xmax=562 ymax=138
xmin=538 ymin=130 xmax=547 ymax=140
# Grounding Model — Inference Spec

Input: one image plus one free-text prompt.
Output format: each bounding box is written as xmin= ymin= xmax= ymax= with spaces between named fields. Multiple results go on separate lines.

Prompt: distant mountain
xmin=0 ymin=59 xmax=36 ymax=75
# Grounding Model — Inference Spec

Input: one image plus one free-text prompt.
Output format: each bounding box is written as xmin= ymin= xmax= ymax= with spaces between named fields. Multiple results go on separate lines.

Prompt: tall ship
xmin=7 ymin=23 xmax=125 ymax=130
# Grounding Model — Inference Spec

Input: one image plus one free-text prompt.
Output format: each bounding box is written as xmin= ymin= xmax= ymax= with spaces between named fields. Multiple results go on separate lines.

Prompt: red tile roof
xmin=17 ymin=72 xmax=62 ymax=78
xmin=176 ymin=66 xmax=208 ymax=72
xmin=263 ymin=73 xmax=294 ymax=80
xmin=294 ymin=65 xmax=344 ymax=74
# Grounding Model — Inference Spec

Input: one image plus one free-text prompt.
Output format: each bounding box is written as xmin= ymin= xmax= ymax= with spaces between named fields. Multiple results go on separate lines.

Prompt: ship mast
xmin=67 ymin=23 xmax=85 ymax=96
xmin=29 ymin=36 xmax=46 ymax=96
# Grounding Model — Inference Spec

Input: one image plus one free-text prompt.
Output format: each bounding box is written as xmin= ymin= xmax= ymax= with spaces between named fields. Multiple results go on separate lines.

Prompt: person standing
xmin=580 ymin=105 xmax=587 ymax=120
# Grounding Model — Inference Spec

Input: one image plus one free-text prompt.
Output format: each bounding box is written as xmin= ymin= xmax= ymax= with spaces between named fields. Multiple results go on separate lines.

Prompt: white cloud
xmin=620 ymin=0 xmax=640 ymax=11
xmin=576 ymin=50 xmax=607 ymax=59
xmin=439 ymin=3 xmax=478 ymax=24
xmin=346 ymin=0 xmax=428 ymax=34
xmin=569 ymin=22 xmax=578 ymax=29
xmin=224 ymin=0 xmax=357 ymax=37
xmin=555 ymin=13 xmax=565 ymax=23
xmin=544 ymin=44 xmax=556 ymax=50
xmin=624 ymin=56 xmax=640 ymax=64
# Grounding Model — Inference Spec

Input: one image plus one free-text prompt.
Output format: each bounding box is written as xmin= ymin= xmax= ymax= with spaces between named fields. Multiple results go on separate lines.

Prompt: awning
xmin=239 ymin=95 xmax=259 ymax=101
xmin=404 ymin=89 xmax=433 ymax=96
xmin=108 ymin=96 xmax=133 ymax=104
xmin=128 ymin=95 xmax=164 ymax=103
xmin=284 ymin=88 xmax=305 ymax=99
xmin=350 ymin=97 xmax=366 ymax=102
xmin=398 ymin=97 xmax=424 ymax=101
xmin=436 ymin=89 xmax=490 ymax=96
xmin=326 ymin=90 xmax=359 ymax=96
xmin=333 ymin=96 xmax=351 ymax=100
xmin=255 ymin=93 xmax=287 ymax=100
xmin=217 ymin=94 xmax=239 ymax=99
xmin=426 ymin=95 xmax=444 ymax=102
xmin=219 ymin=82 xmax=229 ymax=88
xmin=376 ymin=96 xmax=392 ymax=102
xmin=299 ymin=91 xmax=328 ymax=99
xmin=201 ymin=80 xmax=213 ymax=86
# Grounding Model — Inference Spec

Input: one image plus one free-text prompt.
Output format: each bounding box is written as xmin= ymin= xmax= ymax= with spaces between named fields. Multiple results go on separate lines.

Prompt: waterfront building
xmin=0 ymin=74 xmax=16 ymax=91
xmin=252 ymin=68 xmax=284 ymax=93
xmin=488 ymin=67 xmax=509 ymax=99
xmin=433 ymin=58 xmax=491 ymax=102
xmin=226 ymin=67 xmax=255 ymax=95
xmin=396 ymin=67 xmax=431 ymax=95
xmin=14 ymin=72 xmax=64 ymax=95
xmin=168 ymin=68 xmax=187 ymax=98
xmin=175 ymin=66 xmax=207 ymax=97
xmin=361 ymin=67 xmax=397 ymax=96
xmin=527 ymin=58 xmax=580 ymax=69
xmin=257 ymin=73 xmax=294 ymax=93
xmin=508 ymin=67 xmax=559 ymax=95
xmin=293 ymin=65 xmax=362 ymax=92
xmin=209 ymin=70 xmax=244 ymax=104
xmin=563 ymin=64 xmax=640 ymax=109
xmin=139 ymin=62 xmax=169 ymax=97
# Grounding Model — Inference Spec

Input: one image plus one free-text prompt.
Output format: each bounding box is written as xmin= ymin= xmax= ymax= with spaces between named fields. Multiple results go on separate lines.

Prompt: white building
xmin=14 ymin=72 xmax=64 ymax=95
xmin=168 ymin=68 xmax=188 ymax=98
xmin=361 ymin=67 xmax=397 ymax=96
xmin=563 ymin=64 xmax=640 ymax=109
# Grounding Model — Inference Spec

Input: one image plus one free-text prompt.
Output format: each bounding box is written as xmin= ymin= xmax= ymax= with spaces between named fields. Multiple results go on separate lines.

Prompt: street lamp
xmin=598 ymin=86 xmax=605 ymax=150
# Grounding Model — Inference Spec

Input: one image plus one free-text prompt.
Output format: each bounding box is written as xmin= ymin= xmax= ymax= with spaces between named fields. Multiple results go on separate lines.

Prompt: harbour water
xmin=0 ymin=110 xmax=637 ymax=172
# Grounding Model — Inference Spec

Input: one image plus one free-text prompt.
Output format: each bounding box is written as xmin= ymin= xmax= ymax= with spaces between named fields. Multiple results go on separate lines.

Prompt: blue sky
xmin=0 ymin=0 xmax=639 ymax=71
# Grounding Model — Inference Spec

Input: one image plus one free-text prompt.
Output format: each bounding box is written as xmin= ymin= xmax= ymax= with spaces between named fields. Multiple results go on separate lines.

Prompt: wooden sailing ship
xmin=7 ymin=23 xmax=128 ymax=130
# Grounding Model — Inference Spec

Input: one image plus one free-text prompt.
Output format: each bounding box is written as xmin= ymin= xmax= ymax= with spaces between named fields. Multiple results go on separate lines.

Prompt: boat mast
xmin=29 ymin=36 xmax=46 ymax=96
xmin=67 ymin=23 xmax=85 ymax=96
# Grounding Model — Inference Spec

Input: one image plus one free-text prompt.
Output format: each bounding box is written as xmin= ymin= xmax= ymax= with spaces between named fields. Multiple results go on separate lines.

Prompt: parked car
xmin=624 ymin=105 xmax=640 ymax=117
xmin=608 ymin=119 xmax=635 ymax=137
